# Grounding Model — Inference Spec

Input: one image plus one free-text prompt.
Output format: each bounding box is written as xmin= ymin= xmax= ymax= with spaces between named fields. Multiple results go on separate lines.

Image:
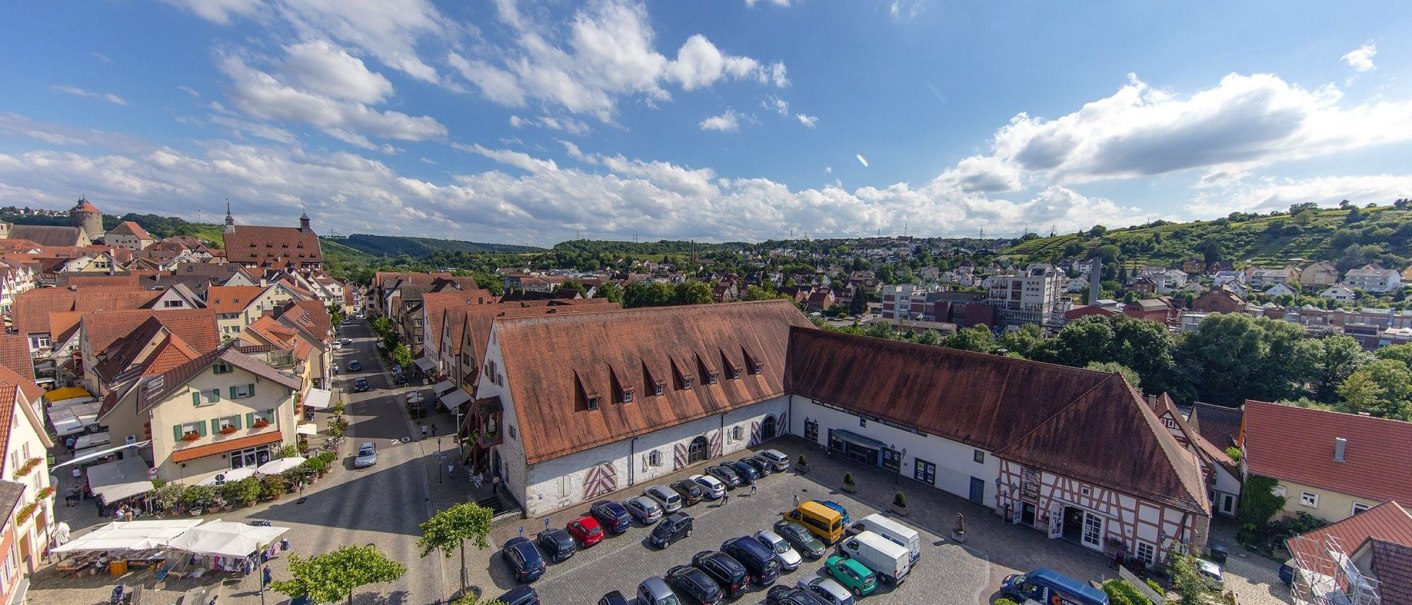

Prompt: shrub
xmin=316 ymin=451 xmax=337 ymax=465
xmin=843 ymin=472 xmax=855 ymax=486
xmin=222 ymin=478 xmax=262 ymax=507
xmin=1224 ymin=446 xmax=1241 ymax=462
xmin=1102 ymin=579 xmax=1152 ymax=605
xmin=152 ymin=482 xmax=186 ymax=509
xmin=797 ymin=454 xmax=807 ymax=467
xmin=1146 ymin=578 xmax=1165 ymax=596
xmin=893 ymin=491 xmax=907 ymax=508
xmin=303 ymin=456 xmax=330 ymax=475
xmin=260 ymin=475 xmax=289 ymax=499
xmin=181 ymin=485 xmax=217 ymax=507
xmin=994 ymin=599 xmax=1019 ymax=605
xmin=279 ymin=444 xmax=300 ymax=458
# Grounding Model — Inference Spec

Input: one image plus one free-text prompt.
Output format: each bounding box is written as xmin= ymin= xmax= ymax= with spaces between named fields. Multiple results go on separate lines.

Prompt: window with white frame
xmin=192 ymin=388 xmax=220 ymax=406
xmin=1136 ymin=542 xmax=1156 ymax=565
xmin=180 ymin=421 xmax=202 ymax=437
xmin=1353 ymin=502 xmax=1371 ymax=515
xmin=229 ymin=383 xmax=256 ymax=399
xmin=648 ymin=450 xmax=662 ymax=467
xmin=1300 ymin=491 xmax=1319 ymax=508
xmin=217 ymin=416 xmax=241 ymax=431
xmin=731 ymin=426 xmax=742 ymax=442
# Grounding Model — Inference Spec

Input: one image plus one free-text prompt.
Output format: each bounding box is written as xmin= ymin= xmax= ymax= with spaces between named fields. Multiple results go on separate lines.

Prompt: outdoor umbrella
xmin=256 ymin=456 xmax=306 ymax=475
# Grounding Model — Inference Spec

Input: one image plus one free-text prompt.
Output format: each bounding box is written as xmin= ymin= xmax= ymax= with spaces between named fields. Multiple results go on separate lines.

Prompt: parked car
xmin=759 ymin=449 xmax=791 ymax=472
xmin=624 ymin=495 xmax=664 ymax=524
xmin=331 ymin=341 xmax=343 ymax=350
xmin=637 ymin=577 xmax=680 ymax=605
xmin=650 ymin=512 xmax=694 ymax=549
xmin=346 ymin=359 xmax=362 ymax=372
xmin=721 ymin=536 xmax=781 ymax=587
xmin=353 ymin=441 xmax=377 ymax=468
xmin=838 ymin=531 xmax=911 ymax=585
xmin=644 ymin=485 xmax=684 ymax=513
xmin=726 ymin=461 xmax=758 ymax=484
xmin=848 ymin=514 xmax=921 ymax=563
xmin=535 ymin=528 xmax=576 ymax=563
xmin=501 ymin=537 xmax=546 ymax=583
xmin=670 ymin=479 xmax=705 ymax=505
xmin=665 ymin=565 xmax=724 ymax=605
xmin=823 ymin=555 xmax=877 ymax=597
xmin=706 ymin=465 xmax=741 ymax=489
xmin=596 ymin=591 xmax=629 ymax=605
xmin=393 ymin=372 xmax=408 ymax=386
xmin=497 ymin=586 xmax=540 ymax=605
xmin=755 ymin=530 xmax=802 ymax=571
xmin=773 ymin=520 xmax=826 ymax=559
xmin=690 ymin=474 xmax=726 ymax=500
xmin=741 ymin=456 xmax=773 ymax=477
xmin=765 ymin=585 xmax=831 ymax=605
xmin=566 ymin=514 xmax=605 ymax=548
xmin=691 ymin=550 xmax=751 ymax=600
xmin=814 ymin=500 xmax=851 ymax=525
xmin=339 ymin=337 xmax=353 ymax=345
xmin=589 ymin=500 xmax=633 ymax=534
xmin=1197 ymin=559 xmax=1225 ymax=588
xmin=798 ymin=576 xmax=854 ymax=605
xmin=353 ymin=377 xmax=371 ymax=392
xmin=1000 ymin=568 xmax=1109 ymax=605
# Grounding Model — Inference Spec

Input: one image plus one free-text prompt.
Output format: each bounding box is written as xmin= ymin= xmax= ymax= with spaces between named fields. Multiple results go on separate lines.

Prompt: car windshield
xmin=772 ymin=541 xmax=789 ymax=554
xmin=659 ymin=597 xmax=681 ymax=605
xmin=587 ymin=525 xmax=602 ymax=536
xmin=359 ymin=447 xmax=374 ymax=456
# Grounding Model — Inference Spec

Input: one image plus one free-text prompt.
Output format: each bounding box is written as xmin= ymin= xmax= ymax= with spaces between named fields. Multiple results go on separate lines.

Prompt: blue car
xmin=816 ymin=500 xmax=850 ymax=525
xmin=590 ymin=500 xmax=633 ymax=534
xmin=353 ymin=378 xmax=370 ymax=392
xmin=501 ymin=537 xmax=546 ymax=583
xmin=347 ymin=360 xmax=362 ymax=372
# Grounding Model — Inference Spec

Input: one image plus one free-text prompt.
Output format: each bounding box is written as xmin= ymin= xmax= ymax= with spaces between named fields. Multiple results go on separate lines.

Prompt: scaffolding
xmin=1289 ymin=533 xmax=1380 ymax=605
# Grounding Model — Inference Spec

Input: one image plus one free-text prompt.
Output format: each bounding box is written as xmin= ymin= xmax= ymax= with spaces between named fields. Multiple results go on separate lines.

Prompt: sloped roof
xmin=282 ymin=300 xmax=332 ymax=341
xmin=9 ymin=225 xmax=85 ymax=247
xmin=1245 ymin=401 xmax=1412 ymax=504
xmin=108 ymin=221 xmax=152 ymax=240
xmin=0 ymin=334 xmax=36 ymax=387
xmin=92 ymin=317 xmax=203 ymax=387
xmin=1189 ymin=402 xmax=1242 ymax=449
xmin=424 ymin=291 xmax=497 ymax=351
xmin=0 ymin=364 xmax=46 ymax=460
xmin=82 ymin=308 xmax=218 ymax=360
xmin=12 ymin=286 xmax=161 ymax=336
xmin=222 ymin=226 xmax=323 ymax=266
xmin=496 ymin=300 xmax=810 ymax=465
xmin=206 ymin=285 xmax=268 ymax=314
xmin=1371 ymin=539 xmax=1412 ymax=605
xmin=74 ymin=199 xmax=100 ymax=214
xmin=787 ymin=328 xmax=1207 ymax=512
xmin=100 ymin=344 xmax=301 ymax=423
xmin=172 ymin=430 xmax=284 ymax=462
xmin=1286 ymin=502 xmax=1412 ymax=574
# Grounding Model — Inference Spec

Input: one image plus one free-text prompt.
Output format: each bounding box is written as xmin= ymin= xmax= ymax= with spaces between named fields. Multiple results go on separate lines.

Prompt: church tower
xmin=299 ymin=210 xmax=311 ymax=233
xmin=224 ymin=202 xmax=235 ymax=234
xmin=70 ymin=196 xmax=104 ymax=241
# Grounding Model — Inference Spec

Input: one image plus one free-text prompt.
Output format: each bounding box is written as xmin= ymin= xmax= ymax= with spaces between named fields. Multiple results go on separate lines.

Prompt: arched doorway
xmin=688 ymin=436 xmax=708 ymax=463
xmin=761 ymin=415 xmax=777 ymax=440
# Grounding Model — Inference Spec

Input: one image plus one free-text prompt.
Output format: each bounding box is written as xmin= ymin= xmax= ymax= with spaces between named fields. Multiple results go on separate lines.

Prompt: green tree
xmin=1295 ymin=335 xmax=1368 ymax=403
xmin=742 ymin=285 xmax=784 ymax=301
xmin=1036 ymin=315 xmax=1114 ymax=366
xmin=326 ymin=304 xmax=346 ymax=327
xmin=998 ymin=324 xmax=1044 ymax=358
xmin=1337 ymin=358 xmax=1412 ymax=419
xmin=672 ymin=281 xmax=713 ymax=305
xmin=417 ymin=502 xmax=494 ymax=594
xmin=597 ymin=282 xmax=623 ymax=304
xmin=1087 ymin=361 xmax=1142 ymax=392
xmin=391 ymin=344 xmax=414 ymax=370
xmin=914 ymin=329 xmax=942 ymax=346
xmin=272 ymin=545 xmax=406 ymax=605
xmin=1175 ymin=313 xmax=1309 ymax=405
xmin=1374 ymin=342 xmax=1412 ymax=367
xmin=1109 ymin=316 xmax=1177 ymax=394
xmin=941 ymin=325 xmax=997 ymax=354
xmin=1169 ymin=553 xmax=1218 ymax=605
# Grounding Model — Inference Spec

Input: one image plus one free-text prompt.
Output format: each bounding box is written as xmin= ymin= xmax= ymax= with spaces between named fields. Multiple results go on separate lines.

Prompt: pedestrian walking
xmin=421 ymin=424 xmax=428 ymax=439
xmin=447 ymin=463 xmax=454 ymax=477
xmin=262 ymin=565 xmax=272 ymax=588
xmin=95 ymin=498 xmax=105 ymax=517
xmin=793 ymin=494 xmax=800 ymax=507
xmin=750 ymin=484 xmax=757 ymax=496
xmin=64 ymin=436 xmax=76 ymax=453
xmin=722 ymin=493 xmax=729 ymax=505
xmin=430 ymin=423 xmax=438 ymax=436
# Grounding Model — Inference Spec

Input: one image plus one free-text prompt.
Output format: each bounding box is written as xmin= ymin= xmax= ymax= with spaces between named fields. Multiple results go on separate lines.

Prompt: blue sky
xmin=0 ymin=0 xmax=1409 ymax=246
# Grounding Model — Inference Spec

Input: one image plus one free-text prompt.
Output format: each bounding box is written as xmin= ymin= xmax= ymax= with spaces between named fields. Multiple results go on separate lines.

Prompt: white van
xmin=850 ymin=514 xmax=921 ymax=563
xmin=838 ymin=531 xmax=911 ymax=585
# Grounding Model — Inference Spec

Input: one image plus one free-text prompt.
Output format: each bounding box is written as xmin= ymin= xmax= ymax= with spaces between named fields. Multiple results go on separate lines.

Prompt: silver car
xmin=759 ymin=449 xmax=791 ymax=472
xmin=755 ymin=530 xmax=802 ymax=571
xmin=624 ymin=495 xmax=664 ymax=524
xmin=799 ymin=576 xmax=854 ymax=605
xmin=644 ymin=485 xmax=683 ymax=513
xmin=689 ymin=474 xmax=725 ymax=500
xmin=353 ymin=441 xmax=377 ymax=468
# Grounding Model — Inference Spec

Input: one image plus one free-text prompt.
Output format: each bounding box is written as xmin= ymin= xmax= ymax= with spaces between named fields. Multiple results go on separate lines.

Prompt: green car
xmin=825 ymin=554 xmax=878 ymax=597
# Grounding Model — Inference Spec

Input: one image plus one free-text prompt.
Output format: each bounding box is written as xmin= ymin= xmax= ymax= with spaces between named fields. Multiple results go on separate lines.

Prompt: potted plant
xmin=219 ymin=425 xmax=239 ymax=435
xmin=181 ymin=431 xmax=201 ymax=442
xmin=260 ymin=475 xmax=289 ymax=501
xmin=797 ymin=455 xmax=809 ymax=474
xmin=842 ymin=472 xmax=857 ymax=493
xmin=253 ymin=418 xmax=271 ymax=429
xmin=892 ymin=491 xmax=908 ymax=516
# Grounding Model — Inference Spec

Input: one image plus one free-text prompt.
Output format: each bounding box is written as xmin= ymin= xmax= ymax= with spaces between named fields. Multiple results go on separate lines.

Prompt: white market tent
xmin=52 ymin=441 xmax=151 ymax=470
xmin=256 ymin=456 xmax=305 ymax=475
xmin=414 ymin=357 xmax=436 ymax=373
xmin=49 ymin=399 xmax=102 ymax=436
xmin=302 ymin=388 xmax=331 ymax=410
xmin=295 ymin=424 xmax=319 ymax=436
xmin=432 ymin=380 xmax=455 ymax=395
xmin=87 ymin=457 xmax=155 ymax=504
xmin=164 ymin=520 xmax=288 ymax=558
xmin=439 ymin=389 xmax=472 ymax=413
xmin=52 ymin=519 xmax=203 ymax=554
xmin=74 ymin=431 xmax=111 ymax=451
xmin=196 ymin=467 xmax=258 ymax=486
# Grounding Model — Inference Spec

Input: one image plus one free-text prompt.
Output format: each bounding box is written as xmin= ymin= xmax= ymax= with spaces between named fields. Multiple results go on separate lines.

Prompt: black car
xmin=707 ymin=465 xmax=741 ymax=488
xmin=501 ymin=537 xmax=546 ymax=583
xmin=353 ymin=378 xmax=371 ymax=392
xmin=726 ymin=461 xmax=758 ymax=485
xmin=691 ymin=550 xmax=751 ymax=600
xmin=498 ymin=586 xmax=541 ymax=605
xmin=589 ymin=500 xmax=633 ymax=534
xmin=536 ymin=528 xmax=576 ymax=563
xmin=765 ymin=586 xmax=830 ymax=605
xmin=741 ymin=456 xmax=773 ymax=477
xmin=670 ymin=479 xmax=705 ymax=506
xmin=650 ymin=512 xmax=694 ymax=549
xmin=597 ymin=591 xmax=629 ymax=605
xmin=721 ymin=536 xmax=781 ymax=586
xmin=665 ymin=565 xmax=725 ymax=605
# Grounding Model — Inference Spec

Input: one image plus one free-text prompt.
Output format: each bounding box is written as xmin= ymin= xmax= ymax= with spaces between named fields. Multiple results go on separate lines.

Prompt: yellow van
xmin=782 ymin=501 xmax=844 ymax=545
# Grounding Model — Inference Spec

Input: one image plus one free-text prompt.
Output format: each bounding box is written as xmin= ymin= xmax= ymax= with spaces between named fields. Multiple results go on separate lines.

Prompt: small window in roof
xmin=587 ymin=396 xmax=601 ymax=410
xmin=653 ymin=382 xmax=665 ymax=396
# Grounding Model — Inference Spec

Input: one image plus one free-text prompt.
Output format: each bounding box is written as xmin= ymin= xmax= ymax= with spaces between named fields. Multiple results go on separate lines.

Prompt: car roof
xmin=359 ymin=441 xmax=375 ymax=449
xmin=594 ymin=499 xmax=626 ymax=510
xmin=640 ymin=576 xmax=672 ymax=596
xmin=1027 ymin=569 xmax=1109 ymax=600
xmin=629 ymin=495 xmax=657 ymax=506
xmin=757 ymin=530 xmax=784 ymax=542
xmin=665 ymin=512 xmax=691 ymax=522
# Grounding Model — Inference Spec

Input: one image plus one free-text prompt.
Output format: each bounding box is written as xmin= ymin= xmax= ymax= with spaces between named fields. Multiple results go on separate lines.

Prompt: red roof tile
xmin=1286 ymin=502 xmax=1412 ymax=569
xmin=1243 ymin=401 xmax=1412 ymax=504
xmin=223 ymin=226 xmax=322 ymax=267
xmin=172 ymin=430 xmax=283 ymax=462
xmin=108 ymin=221 xmax=152 ymax=240
xmin=495 ymin=300 xmax=810 ymax=465
xmin=13 ymin=286 xmax=159 ymax=336
xmin=82 ymin=308 xmax=218 ymax=361
xmin=0 ymin=335 xmax=35 ymax=387
xmin=207 ymin=285 xmax=268 ymax=314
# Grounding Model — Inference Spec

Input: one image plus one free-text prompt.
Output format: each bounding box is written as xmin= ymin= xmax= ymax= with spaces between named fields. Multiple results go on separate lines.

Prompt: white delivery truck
xmin=838 ymin=531 xmax=911 ymax=585
xmin=849 ymin=514 xmax=921 ymax=564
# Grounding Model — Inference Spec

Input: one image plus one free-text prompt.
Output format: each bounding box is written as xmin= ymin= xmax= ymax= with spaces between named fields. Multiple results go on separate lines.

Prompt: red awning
xmin=172 ymin=431 xmax=284 ymax=462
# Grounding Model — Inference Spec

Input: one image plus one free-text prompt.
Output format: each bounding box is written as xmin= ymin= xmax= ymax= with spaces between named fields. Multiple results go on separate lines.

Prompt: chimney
xmin=1334 ymin=437 xmax=1347 ymax=462
xmin=1089 ymin=257 xmax=1102 ymax=305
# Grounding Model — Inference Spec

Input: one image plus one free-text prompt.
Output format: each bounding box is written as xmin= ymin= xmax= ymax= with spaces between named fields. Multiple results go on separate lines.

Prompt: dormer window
xmin=682 ymin=377 xmax=694 ymax=390
xmin=653 ymin=382 xmax=665 ymax=396
xmin=729 ymin=365 xmax=742 ymax=379
xmin=587 ymin=396 xmax=601 ymax=410
xmin=707 ymin=372 xmax=719 ymax=385
xmin=621 ymin=389 xmax=634 ymax=404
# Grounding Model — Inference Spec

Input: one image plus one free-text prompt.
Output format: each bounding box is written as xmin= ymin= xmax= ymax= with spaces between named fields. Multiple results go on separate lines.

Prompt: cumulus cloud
xmin=508 ymin=114 xmax=591 ymax=136
xmin=50 ymin=85 xmax=128 ymax=106
xmin=1187 ymin=174 xmax=1412 ymax=217
xmin=745 ymin=0 xmax=790 ymax=6
xmin=700 ymin=109 xmax=742 ymax=132
xmin=1341 ymin=43 xmax=1377 ymax=72
xmin=280 ymin=40 xmax=393 ymax=104
xmin=160 ymin=0 xmax=262 ymax=25
xmin=763 ymin=95 xmax=789 ymax=115
xmin=795 ymin=113 xmax=818 ymax=128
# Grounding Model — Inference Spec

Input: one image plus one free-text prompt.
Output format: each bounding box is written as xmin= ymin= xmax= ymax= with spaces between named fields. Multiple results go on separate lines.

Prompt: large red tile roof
xmin=495 ymin=300 xmax=810 ymax=465
xmin=1286 ymin=501 xmax=1412 ymax=574
xmin=8 ymin=225 xmax=85 ymax=247
xmin=13 ymin=286 xmax=160 ymax=336
xmin=207 ymin=285 xmax=269 ymax=314
xmin=108 ymin=221 xmax=152 ymax=239
xmin=223 ymin=226 xmax=323 ymax=266
xmin=787 ymin=328 xmax=1207 ymax=512
xmin=0 ymin=335 xmax=35 ymax=387
xmin=82 ymin=308 xmax=218 ymax=360
xmin=1243 ymin=400 xmax=1412 ymax=504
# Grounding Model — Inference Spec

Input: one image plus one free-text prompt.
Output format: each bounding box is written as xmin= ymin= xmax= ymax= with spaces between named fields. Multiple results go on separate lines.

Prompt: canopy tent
xmin=53 ymin=441 xmax=152 ymax=470
xmin=87 ymin=457 xmax=155 ymax=504
xmin=414 ymin=357 xmax=436 ymax=372
xmin=295 ymin=424 xmax=319 ymax=436
xmin=163 ymin=520 xmax=288 ymax=558
xmin=302 ymin=388 xmax=331 ymax=410
xmin=49 ymin=400 xmax=102 ymax=436
xmin=406 ymin=392 xmax=423 ymax=404
xmin=256 ymin=456 xmax=305 ymax=475
xmin=74 ymin=432 xmax=110 ymax=451
xmin=45 ymin=386 xmax=91 ymax=402
xmin=439 ymin=389 xmax=472 ymax=413
xmin=432 ymin=380 xmax=455 ymax=395
xmin=51 ymin=519 xmax=202 ymax=554
xmin=196 ymin=467 xmax=258 ymax=486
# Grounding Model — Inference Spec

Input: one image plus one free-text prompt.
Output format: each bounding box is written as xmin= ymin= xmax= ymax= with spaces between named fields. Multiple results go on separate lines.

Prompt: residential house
xmin=104 ymin=221 xmax=154 ymax=251
xmin=1212 ymin=271 xmax=1245 ymax=286
xmin=1284 ymin=501 xmax=1412 ymax=605
xmin=1241 ymin=401 xmax=1412 ymax=523
xmin=1264 ymin=283 xmax=1297 ymax=298
xmin=80 ymin=308 xmax=219 ymax=396
xmin=1123 ymin=298 xmax=1177 ymax=324
xmin=1188 ymin=402 xmax=1244 ymax=517
xmin=1248 ymin=266 xmax=1298 ymax=290
xmin=206 ymin=285 xmax=302 ymax=339
xmin=0 ymin=365 xmax=54 ymax=580
xmin=1320 ymin=284 xmax=1358 ymax=303
xmin=1344 ymin=264 xmax=1402 ymax=293
xmin=1192 ymin=286 xmax=1247 ymax=314
xmin=1301 ymin=261 xmax=1340 ymax=288
xmin=0 ymin=261 xmax=36 ymax=315
xmin=97 ymin=344 xmax=302 ymax=484
xmin=0 ymin=481 xmax=30 ymax=605
xmin=805 ymin=289 xmax=835 ymax=313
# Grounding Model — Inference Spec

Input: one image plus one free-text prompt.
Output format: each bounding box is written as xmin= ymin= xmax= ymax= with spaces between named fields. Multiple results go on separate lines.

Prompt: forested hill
xmin=333 ymin=233 xmax=540 ymax=257
xmin=1003 ymin=201 xmax=1412 ymax=269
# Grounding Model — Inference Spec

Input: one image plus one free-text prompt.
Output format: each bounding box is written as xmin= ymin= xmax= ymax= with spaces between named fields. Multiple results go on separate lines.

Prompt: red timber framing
xmin=995 ymin=458 xmax=1203 ymax=565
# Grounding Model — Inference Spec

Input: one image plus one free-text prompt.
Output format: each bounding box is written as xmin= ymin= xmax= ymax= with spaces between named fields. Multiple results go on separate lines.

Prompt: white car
xmin=331 ymin=341 xmax=343 ymax=350
xmin=755 ymin=530 xmax=802 ymax=571
xmin=689 ymin=474 xmax=725 ymax=500
xmin=759 ymin=449 xmax=791 ymax=472
xmin=353 ymin=441 xmax=378 ymax=468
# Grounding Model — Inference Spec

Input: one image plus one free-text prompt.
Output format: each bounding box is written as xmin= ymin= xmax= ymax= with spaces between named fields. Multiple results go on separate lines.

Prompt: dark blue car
xmin=727 ymin=461 xmax=758 ymax=485
xmin=501 ymin=537 xmax=546 ymax=583
xmin=817 ymin=500 xmax=850 ymax=525
xmin=590 ymin=500 xmax=633 ymax=534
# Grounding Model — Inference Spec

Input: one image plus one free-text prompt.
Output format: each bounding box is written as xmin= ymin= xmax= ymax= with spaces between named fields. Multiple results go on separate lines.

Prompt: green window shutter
xmin=173 ymin=425 xmax=183 ymax=441
xmin=229 ymin=386 xmax=238 ymax=399
xmin=210 ymin=419 xmax=220 ymax=434
xmin=211 ymin=389 xmax=220 ymax=401
xmin=265 ymin=409 xmax=274 ymax=421
xmin=192 ymin=392 xmax=201 ymax=406
xmin=196 ymin=423 xmax=208 ymax=437
xmin=248 ymin=383 xmax=256 ymax=397
xmin=246 ymin=413 xmax=254 ymax=427
xmin=233 ymin=415 xmax=242 ymax=430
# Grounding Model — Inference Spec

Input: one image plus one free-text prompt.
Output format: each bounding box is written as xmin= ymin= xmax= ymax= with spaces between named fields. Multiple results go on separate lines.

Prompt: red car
xmin=566 ymin=515 xmax=605 ymax=548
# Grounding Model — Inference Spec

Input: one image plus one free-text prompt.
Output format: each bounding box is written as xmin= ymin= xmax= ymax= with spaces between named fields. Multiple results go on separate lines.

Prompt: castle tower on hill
xmin=71 ymin=196 xmax=103 ymax=241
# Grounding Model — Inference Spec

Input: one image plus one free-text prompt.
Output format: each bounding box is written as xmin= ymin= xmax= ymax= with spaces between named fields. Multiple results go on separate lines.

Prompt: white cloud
xmin=1187 ymin=174 xmax=1412 ymax=217
xmin=218 ymin=54 xmax=446 ymax=146
xmin=795 ymin=113 xmax=818 ymax=128
xmin=745 ymin=0 xmax=790 ymax=6
xmin=700 ymin=109 xmax=741 ymax=132
xmin=208 ymin=115 xmax=300 ymax=145
xmin=177 ymin=86 xmax=201 ymax=98
xmin=935 ymin=155 xmax=1021 ymax=193
xmin=273 ymin=0 xmax=449 ymax=84
xmin=50 ymin=85 xmax=128 ymax=106
xmin=763 ymin=95 xmax=789 ymax=115
xmin=1341 ymin=43 xmax=1377 ymax=73
xmin=888 ymin=0 xmax=927 ymax=21
xmin=160 ymin=0 xmax=262 ymax=25
xmin=508 ymin=114 xmax=591 ymax=136
xmin=91 ymin=52 xmax=112 ymax=63
xmin=280 ymin=40 xmax=393 ymax=104
xmin=953 ymin=72 xmax=1412 ymax=188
